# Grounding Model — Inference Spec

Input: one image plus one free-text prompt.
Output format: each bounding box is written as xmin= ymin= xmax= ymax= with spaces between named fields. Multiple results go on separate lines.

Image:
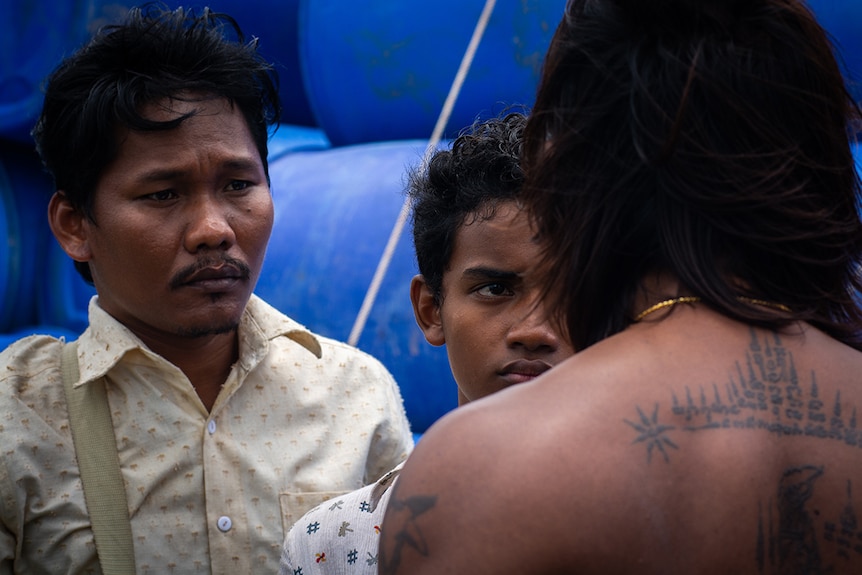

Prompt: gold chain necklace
xmin=634 ymin=296 xmax=791 ymax=322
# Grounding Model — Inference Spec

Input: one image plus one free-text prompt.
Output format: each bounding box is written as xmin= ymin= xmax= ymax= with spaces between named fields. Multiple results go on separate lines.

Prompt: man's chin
xmin=175 ymin=294 xmax=249 ymax=337
xmin=176 ymin=322 xmax=239 ymax=338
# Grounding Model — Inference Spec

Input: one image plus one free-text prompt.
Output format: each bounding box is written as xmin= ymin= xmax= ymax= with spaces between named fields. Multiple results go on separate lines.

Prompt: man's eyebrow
xmin=220 ymin=158 xmax=263 ymax=173
xmin=134 ymin=168 xmax=184 ymax=183
xmin=133 ymin=158 xmax=262 ymax=183
xmin=461 ymin=267 xmax=521 ymax=280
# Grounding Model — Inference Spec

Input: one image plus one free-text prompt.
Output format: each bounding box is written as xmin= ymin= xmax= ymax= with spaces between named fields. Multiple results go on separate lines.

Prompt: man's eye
xmin=476 ymin=283 xmax=511 ymax=297
xmin=227 ymin=180 xmax=251 ymax=191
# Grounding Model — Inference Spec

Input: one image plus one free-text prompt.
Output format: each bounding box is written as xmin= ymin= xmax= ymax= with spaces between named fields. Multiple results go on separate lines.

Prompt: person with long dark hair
xmin=379 ymin=1 xmax=862 ymax=573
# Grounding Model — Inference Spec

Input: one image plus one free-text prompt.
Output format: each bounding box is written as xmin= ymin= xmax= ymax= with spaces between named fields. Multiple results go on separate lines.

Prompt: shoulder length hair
xmin=522 ymin=0 xmax=862 ymax=350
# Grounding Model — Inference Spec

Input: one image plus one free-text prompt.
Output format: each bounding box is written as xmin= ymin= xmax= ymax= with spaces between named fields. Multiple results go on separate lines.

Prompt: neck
xmin=630 ymin=272 xmax=791 ymax=323
xmin=140 ymin=330 xmax=238 ymax=412
xmin=630 ymin=272 xmax=686 ymax=319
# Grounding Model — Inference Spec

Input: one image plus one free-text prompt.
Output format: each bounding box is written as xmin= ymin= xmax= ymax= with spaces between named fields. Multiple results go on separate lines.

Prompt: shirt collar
xmin=74 ymin=294 xmax=322 ymax=386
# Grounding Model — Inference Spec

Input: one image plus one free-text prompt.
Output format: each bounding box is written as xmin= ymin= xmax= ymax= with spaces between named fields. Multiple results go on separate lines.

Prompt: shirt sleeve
xmin=363 ymin=362 xmax=414 ymax=484
xmin=0 ymin=453 xmax=17 ymax=575
xmin=279 ymin=480 xmax=392 ymax=575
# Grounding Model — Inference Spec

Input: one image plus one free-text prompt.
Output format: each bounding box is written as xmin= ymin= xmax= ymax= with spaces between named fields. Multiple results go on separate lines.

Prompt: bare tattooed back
xmin=379 ymin=307 xmax=862 ymax=574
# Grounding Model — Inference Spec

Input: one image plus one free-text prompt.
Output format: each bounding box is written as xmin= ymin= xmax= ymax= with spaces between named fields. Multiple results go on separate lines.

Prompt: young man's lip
xmin=498 ymin=359 xmax=553 ymax=378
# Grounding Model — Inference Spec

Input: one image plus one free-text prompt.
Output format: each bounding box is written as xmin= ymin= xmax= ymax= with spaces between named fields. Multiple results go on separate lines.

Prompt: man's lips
xmin=171 ymin=259 xmax=251 ymax=290
xmin=185 ymin=264 xmax=243 ymax=283
xmin=498 ymin=359 xmax=554 ymax=384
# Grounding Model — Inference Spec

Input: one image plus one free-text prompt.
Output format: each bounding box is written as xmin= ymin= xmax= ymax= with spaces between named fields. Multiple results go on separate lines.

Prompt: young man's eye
xmin=476 ymin=283 xmax=511 ymax=297
xmin=145 ymin=190 xmax=177 ymax=201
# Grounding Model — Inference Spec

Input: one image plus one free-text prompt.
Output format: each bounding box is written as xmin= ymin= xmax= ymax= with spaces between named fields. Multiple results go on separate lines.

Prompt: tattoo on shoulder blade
xmin=757 ymin=466 xmax=862 ymax=572
xmin=379 ymin=479 xmax=438 ymax=575
xmin=624 ymin=404 xmax=678 ymax=464
xmin=625 ymin=329 xmax=861 ymax=463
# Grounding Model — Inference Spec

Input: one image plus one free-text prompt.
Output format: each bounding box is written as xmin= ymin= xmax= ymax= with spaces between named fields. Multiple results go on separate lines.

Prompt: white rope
xmin=348 ymin=0 xmax=498 ymax=346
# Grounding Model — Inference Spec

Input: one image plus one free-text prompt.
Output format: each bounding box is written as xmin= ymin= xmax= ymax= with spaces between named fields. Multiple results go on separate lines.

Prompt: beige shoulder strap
xmin=61 ymin=341 xmax=135 ymax=574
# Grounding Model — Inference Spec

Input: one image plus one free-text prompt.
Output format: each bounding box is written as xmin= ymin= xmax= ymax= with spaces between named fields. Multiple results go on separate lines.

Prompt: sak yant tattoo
xmin=624 ymin=404 xmax=678 ymax=464
xmin=620 ymin=330 xmax=861 ymax=571
xmin=378 ymin=479 xmax=437 ymax=575
xmin=757 ymin=467 xmax=862 ymax=573
xmin=626 ymin=329 xmax=860 ymax=464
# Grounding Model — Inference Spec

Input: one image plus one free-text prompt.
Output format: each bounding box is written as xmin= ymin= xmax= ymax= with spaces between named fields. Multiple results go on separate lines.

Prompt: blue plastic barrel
xmin=0 ymin=144 xmax=54 ymax=332
xmin=266 ymin=124 xmax=330 ymax=162
xmin=808 ymin=0 xmax=862 ymax=106
xmin=185 ymin=0 xmax=316 ymax=126
xmin=256 ymin=139 xmax=458 ymax=433
xmin=0 ymin=325 xmax=80 ymax=354
xmin=0 ymin=0 xmax=315 ymax=143
xmin=298 ymin=0 xmax=566 ymax=146
xmin=0 ymin=1 xmax=136 ymax=143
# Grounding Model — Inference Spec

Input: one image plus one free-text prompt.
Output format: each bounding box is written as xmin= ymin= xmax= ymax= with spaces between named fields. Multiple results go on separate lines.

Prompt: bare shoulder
xmin=378 ymin=396 xmax=544 ymax=575
xmin=377 ymin=351 xmax=617 ymax=575
xmin=379 ymin=316 xmax=862 ymax=574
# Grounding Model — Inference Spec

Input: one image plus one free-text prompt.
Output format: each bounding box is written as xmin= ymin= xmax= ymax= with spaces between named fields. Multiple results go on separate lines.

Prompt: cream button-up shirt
xmin=0 ymin=295 xmax=413 ymax=575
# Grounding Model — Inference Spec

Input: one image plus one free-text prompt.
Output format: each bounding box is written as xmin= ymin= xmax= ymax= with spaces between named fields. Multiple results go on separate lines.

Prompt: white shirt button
xmin=217 ymin=516 xmax=232 ymax=532
xmin=207 ymin=420 xmax=217 ymax=435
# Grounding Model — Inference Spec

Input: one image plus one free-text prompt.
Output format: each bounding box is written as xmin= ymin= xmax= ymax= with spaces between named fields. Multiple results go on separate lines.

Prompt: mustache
xmin=169 ymin=256 xmax=251 ymax=289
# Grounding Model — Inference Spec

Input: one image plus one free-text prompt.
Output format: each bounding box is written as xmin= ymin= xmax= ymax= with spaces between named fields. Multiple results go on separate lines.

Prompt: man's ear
xmin=47 ymin=191 xmax=92 ymax=263
xmin=410 ymin=274 xmax=445 ymax=346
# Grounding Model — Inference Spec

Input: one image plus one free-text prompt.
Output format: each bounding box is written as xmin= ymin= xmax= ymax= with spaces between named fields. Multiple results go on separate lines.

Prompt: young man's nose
xmin=506 ymin=301 xmax=562 ymax=352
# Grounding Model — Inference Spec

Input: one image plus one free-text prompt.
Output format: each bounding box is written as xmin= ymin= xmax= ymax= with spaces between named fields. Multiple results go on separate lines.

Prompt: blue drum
xmin=298 ymin=0 xmax=566 ymax=146
xmin=0 ymin=0 xmax=315 ymax=142
xmin=0 ymin=144 xmax=54 ymax=331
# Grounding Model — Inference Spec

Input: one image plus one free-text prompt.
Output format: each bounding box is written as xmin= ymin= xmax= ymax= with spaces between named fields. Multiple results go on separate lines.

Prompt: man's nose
xmin=183 ymin=195 xmax=236 ymax=252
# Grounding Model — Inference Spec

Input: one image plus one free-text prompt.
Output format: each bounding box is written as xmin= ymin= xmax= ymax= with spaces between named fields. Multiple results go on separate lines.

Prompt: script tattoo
xmin=378 ymin=480 xmax=437 ymax=575
xmin=626 ymin=329 xmax=861 ymax=463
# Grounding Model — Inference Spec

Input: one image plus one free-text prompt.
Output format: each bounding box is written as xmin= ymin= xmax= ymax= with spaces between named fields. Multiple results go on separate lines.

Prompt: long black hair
xmin=522 ymin=0 xmax=862 ymax=350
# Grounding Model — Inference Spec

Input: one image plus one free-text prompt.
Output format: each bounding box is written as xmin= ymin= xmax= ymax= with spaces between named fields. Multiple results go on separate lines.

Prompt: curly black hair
xmin=409 ymin=112 xmax=527 ymax=302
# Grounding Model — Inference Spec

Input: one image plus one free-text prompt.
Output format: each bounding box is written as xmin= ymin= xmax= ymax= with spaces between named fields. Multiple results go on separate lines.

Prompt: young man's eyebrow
xmin=461 ymin=267 xmax=521 ymax=280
